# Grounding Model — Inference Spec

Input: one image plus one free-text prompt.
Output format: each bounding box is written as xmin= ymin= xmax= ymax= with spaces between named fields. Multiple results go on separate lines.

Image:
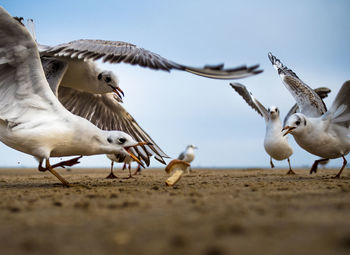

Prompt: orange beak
xmin=125 ymin=142 xmax=149 ymax=168
xmin=282 ymin=126 xmax=296 ymax=136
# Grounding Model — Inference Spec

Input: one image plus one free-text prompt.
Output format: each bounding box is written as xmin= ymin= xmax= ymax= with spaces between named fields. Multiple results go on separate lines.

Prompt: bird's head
xmin=106 ymin=131 xmax=147 ymax=167
xmin=97 ymin=70 xmax=124 ymax=102
xmin=282 ymin=113 xmax=307 ymax=136
xmin=187 ymin=144 xmax=198 ymax=150
xmin=268 ymin=105 xmax=280 ymax=120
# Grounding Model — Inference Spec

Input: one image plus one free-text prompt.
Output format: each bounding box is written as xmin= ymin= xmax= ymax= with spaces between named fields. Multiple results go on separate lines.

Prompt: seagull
xmin=106 ymin=154 xmax=141 ymax=179
xmin=230 ymin=83 xmax=294 ymax=174
xmin=269 ymin=52 xmax=350 ymax=178
xmin=0 ymin=7 xmax=146 ymax=186
xmin=23 ymin=19 xmax=262 ymax=168
xmin=178 ymin=145 xmax=197 ymax=171
xmin=230 ymin=83 xmax=331 ymax=174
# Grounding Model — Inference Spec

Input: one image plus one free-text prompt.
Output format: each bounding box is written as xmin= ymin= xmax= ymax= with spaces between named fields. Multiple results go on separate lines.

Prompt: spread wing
xmin=57 ymin=86 xmax=169 ymax=165
xmin=283 ymin=87 xmax=331 ymax=126
xmin=324 ymin=80 xmax=350 ymax=128
xmin=268 ymin=52 xmax=326 ymax=117
xmin=40 ymin=39 xmax=262 ymax=79
xmin=0 ymin=7 xmax=64 ymax=124
xmin=41 ymin=57 xmax=68 ymax=96
xmin=230 ymin=82 xmax=269 ymax=122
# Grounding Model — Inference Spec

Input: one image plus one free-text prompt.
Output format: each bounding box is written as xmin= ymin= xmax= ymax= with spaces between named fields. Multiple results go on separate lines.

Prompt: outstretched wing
xmin=268 ymin=52 xmax=326 ymax=118
xmin=57 ymin=87 xmax=169 ymax=165
xmin=324 ymin=80 xmax=350 ymax=128
xmin=283 ymin=87 xmax=331 ymax=126
xmin=0 ymin=7 xmax=64 ymax=123
xmin=230 ymin=82 xmax=269 ymax=122
xmin=40 ymin=39 xmax=262 ymax=80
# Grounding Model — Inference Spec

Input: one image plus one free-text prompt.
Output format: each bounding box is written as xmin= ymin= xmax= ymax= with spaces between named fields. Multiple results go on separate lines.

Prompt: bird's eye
xmin=105 ymin=77 xmax=111 ymax=83
xmin=107 ymin=137 xmax=113 ymax=143
xmin=295 ymin=120 xmax=301 ymax=126
xmin=118 ymin=137 xmax=127 ymax=144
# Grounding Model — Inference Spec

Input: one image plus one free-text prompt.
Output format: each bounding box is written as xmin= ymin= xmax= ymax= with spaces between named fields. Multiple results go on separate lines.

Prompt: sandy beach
xmin=0 ymin=167 xmax=350 ymax=255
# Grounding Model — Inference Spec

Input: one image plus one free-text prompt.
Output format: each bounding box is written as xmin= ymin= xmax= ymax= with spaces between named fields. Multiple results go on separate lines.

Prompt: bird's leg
xmin=270 ymin=157 xmax=275 ymax=168
xmin=106 ymin=161 xmax=118 ymax=179
xmin=38 ymin=159 xmax=46 ymax=172
xmin=335 ymin=156 xmax=347 ymax=178
xmin=122 ymin=163 xmax=127 ymax=171
xmin=45 ymin=159 xmax=70 ymax=187
xmin=310 ymin=158 xmax=329 ymax=174
xmin=39 ymin=156 xmax=82 ymax=171
xmin=124 ymin=164 xmax=135 ymax=179
xmin=133 ymin=164 xmax=141 ymax=175
xmin=286 ymin=158 xmax=295 ymax=175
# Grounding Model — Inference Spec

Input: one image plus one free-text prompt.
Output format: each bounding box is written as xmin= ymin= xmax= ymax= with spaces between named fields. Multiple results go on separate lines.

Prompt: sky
xmin=1 ymin=0 xmax=350 ymax=168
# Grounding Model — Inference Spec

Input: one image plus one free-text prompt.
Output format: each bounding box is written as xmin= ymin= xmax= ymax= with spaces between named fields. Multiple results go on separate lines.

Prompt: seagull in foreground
xmin=0 ymin=7 xmax=146 ymax=186
xmin=230 ymin=83 xmax=330 ymax=174
xmin=106 ymin=154 xmax=141 ymax=179
xmin=178 ymin=145 xmax=197 ymax=171
xmin=23 ymin=19 xmax=262 ymax=168
xmin=230 ymin=83 xmax=294 ymax=174
xmin=269 ymin=52 xmax=350 ymax=178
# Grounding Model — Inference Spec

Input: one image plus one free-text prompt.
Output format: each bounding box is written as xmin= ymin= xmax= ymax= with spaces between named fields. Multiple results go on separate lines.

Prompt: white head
xmin=97 ymin=70 xmax=124 ymax=101
xmin=267 ymin=105 xmax=280 ymax=120
xmin=186 ymin=144 xmax=198 ymax=150
xmin=104 ymin=131 xmax=146 ymax=166
xmin=282 ymin=113 xmax=308 ymax=136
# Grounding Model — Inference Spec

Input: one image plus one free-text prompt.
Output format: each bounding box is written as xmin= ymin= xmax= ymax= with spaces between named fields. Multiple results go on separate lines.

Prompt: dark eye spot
xmin=98 ymin=73 xmax=102 ymax=80
xmin=296 ymin=120 xmax=300 ymax=126
xmin=107 ymin=137 xmax=113 ymax=143
xmin=105 ymin=77 xmax=111 ymax=83
xmin=118 ymin=137 xmax=127 ymax=144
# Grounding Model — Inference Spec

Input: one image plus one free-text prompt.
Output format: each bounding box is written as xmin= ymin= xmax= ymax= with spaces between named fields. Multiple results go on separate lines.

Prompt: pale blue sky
xmin=1 ymin=0 xmax=350 ymax=168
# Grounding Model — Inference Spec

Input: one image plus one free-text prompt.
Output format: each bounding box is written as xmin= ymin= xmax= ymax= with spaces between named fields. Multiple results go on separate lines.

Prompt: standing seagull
xmin=269 ymin=52 xmax=350 ymax=178
xmin=230 ymin=83 xmax=294 ymax=174
xmin=0 ymin=7 xmax=145 ymax=186
xmin=106 ymin=154 xmax=141 ymax=179
xmin=178 ymin=145 xmax=197 ymax=171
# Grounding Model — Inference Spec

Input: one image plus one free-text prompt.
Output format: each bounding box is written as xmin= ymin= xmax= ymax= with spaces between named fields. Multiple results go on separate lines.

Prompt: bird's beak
xmin=282 ymin=126 xmax=295 ymax=136
xmin=125 ymin=142 xmax=150 ymax=168
xmin=113 ymin=87 xmax=125 ymax=101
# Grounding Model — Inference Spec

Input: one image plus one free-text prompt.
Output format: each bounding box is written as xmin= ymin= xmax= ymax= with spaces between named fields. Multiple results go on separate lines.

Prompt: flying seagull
xmin=0 ymin=7 xmax=145 ymax=186
xmin=269 ymin=52 xmax=350 ymax=178
xmin=24 ymin=19 xmax=262 ymax=168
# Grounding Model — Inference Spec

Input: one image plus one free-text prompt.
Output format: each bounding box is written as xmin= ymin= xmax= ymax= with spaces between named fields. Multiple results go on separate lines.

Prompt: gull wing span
xmin=324 ymin=80 xmax=350 ymax=128
xmin=57 ymin=86 xmax=169 ymax=165
xmin=41 ymin=39 xmax=262 ymax=80
xmin=230 ymin=82 xmax=269 ymax=122
xmin=0 ymin=7 xmax=64 ymax=123
xmin=283 ymin=87 xmax=331 ymax=126
xmin=268 ymin=52 xmax=326 ymax=118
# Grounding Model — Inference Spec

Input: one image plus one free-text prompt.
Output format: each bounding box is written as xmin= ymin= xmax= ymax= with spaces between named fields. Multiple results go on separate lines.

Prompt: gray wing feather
xmin=41 ymin=39 xmax=262 ymax=80
xmin=268 ymin=52 xmax=326 ymax=117
xmin=230 ymin=82 xmax=269 ymax=122
xmin=57 ymin=87 xmax=169 ymax=165
xmin=283 ymin=86 xmax=332 ymax=126
xmin=178 ymin=152 xmax=185 ymax=160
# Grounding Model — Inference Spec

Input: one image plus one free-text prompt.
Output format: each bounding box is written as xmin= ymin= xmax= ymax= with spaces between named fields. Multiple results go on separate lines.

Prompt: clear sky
xmin=1 ymin=0 xmax=350 ymax=168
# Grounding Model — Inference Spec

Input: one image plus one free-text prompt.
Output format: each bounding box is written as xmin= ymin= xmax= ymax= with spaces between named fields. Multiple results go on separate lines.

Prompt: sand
xmin=0 ymin=167 xmax=350 ymax=255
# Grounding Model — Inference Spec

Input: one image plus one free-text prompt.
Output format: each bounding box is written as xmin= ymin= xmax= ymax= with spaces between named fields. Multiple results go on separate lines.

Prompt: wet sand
xmin=0 ymin=167 xmax=350 ymax=255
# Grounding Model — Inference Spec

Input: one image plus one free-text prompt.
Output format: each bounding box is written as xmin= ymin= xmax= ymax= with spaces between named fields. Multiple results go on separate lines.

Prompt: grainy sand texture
xmin=0 ymin=168 xmax=350 ymax=255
